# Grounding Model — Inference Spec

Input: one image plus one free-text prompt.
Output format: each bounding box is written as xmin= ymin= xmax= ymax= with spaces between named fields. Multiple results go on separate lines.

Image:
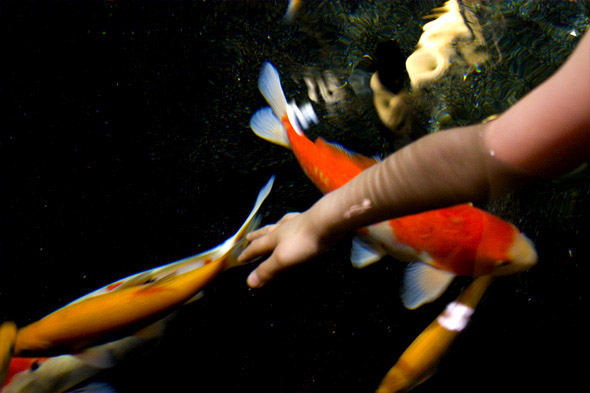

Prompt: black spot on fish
xmin=30 ymin=360 xmax=40 ymax=371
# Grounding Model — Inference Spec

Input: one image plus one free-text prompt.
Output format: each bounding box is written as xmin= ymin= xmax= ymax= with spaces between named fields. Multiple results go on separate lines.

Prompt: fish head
xmin=474 ymin=212 xmax=538 ymax=276
xmin=2 ymin=357 xmax=48 ymax=390
xmin=491 ymin=232 xmax=538 ymax=276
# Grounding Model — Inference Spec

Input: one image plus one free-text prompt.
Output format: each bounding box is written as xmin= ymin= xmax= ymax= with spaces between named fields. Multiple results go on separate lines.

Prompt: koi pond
xmin=1 ymin=1 xmax=588 ymax=392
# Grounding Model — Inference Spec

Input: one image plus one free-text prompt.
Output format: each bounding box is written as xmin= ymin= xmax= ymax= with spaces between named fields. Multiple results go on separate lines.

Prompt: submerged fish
xmin=376 ymin=276 xmax=492 ymax=393
xmin=0 ymin=176 xmax=274 ymax=385
xmin=3 ymin=317 xmax=169 ymax=393
xmin=249 ymin=62 xmax=536 ymax=309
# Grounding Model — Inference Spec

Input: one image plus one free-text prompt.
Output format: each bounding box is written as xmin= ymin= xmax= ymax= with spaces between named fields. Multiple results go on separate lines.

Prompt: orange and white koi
xmin=376 ymin=276 xmax=493 ymax=393
xmin=250 ymin=62 xmax=537 ymax=309
xmin=0 ymin=176 xmax=274 ymax=385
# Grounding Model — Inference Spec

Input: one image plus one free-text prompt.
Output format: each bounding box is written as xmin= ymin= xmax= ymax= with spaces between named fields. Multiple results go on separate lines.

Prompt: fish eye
xmin=496 ymin=260 xmax=510 ymax=267
xmin=30 ymin=360 xmax=40 ymax=371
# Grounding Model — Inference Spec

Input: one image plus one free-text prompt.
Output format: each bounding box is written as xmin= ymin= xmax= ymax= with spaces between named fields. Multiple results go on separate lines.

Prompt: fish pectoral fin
xmin=350 ymin=236 xmax=387 ymax=268
xmin=401 ymin=262 xmax=455 ymax=310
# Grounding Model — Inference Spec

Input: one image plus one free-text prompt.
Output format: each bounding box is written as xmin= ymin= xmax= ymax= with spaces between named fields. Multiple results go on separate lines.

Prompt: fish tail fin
xmin=0 ymin=321 xmax=17 ymax=386
xmin=250 ymin=61 xmax=292 ymax=148
xmin=224 ymin=176 xmax=275 ymax=269
xmin=258 ymin=62 xmax=288 ymax=120
xmin=250 ymin=107 xmax=291 ymax=149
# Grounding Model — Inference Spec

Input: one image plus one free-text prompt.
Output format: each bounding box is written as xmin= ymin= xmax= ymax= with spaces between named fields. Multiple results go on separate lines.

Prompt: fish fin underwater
xmin=252 ymin=61 xmax=378 ymax=175
xmin=224 ymin=175 xmax=275 ymax=269
xmin=258 ymin=62 xmax=289 ymax=122
xmin=350 ymin=236 xmax=387 ymax=268
xmin=250 ymin=107 xmax=377 ymax=172
xmin=250 ymin=107 xmax=291 ymax=149
xmin=401 ymin=262 xmax=456 ymax=310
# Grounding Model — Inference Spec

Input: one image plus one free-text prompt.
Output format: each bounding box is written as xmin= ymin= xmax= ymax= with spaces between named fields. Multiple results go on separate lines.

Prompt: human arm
xmin=240 ymin=31 xmax=589 ymax=288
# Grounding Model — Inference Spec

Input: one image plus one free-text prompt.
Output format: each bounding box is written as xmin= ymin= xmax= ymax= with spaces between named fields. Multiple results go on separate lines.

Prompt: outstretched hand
xmin=238 ymin=211 xmax=342 ymax=288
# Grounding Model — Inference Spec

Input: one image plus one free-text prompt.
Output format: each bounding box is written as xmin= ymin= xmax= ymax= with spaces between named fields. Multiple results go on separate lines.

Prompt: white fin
xmin=350 ymin=236 xmax=387 ymax=268
xmin=223 ymin=176 xmax=275 ymax=269
xmin=258 ymin=62 xmax=288 ymax=119
xmin=250 ymin=107 xmax=291 ymax=148
xmin=237 ymin=175 xmax=274 ymax=237
xmin=401 ymin=262 xmax=455 ymax=309
xmin=74 ymin=347 xmax=118 ymax=369
xmin=224 ymin=175 xmax=274 ymax=246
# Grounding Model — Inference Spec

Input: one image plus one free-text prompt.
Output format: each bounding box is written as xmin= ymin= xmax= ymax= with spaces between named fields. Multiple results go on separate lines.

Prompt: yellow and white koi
xmin=376 ymin=276 xmax=492 ymax=393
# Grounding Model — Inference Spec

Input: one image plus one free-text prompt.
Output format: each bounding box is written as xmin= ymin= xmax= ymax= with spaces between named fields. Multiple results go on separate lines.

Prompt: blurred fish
xmin=0 ymin=176 xmax=274 ymax=384
xmin=249 ymin=62 xmax=536 ymax=309
xmin=3 ymin=317 xmax=169 ymax=393
xmin=376 ymin=276 xmax=493 ymax=393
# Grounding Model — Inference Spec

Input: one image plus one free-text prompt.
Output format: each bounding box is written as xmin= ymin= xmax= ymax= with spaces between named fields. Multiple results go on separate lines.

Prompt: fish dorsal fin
xmin=351 ymin=236 xmax=387 ymax=268
xmin=315 ymin=138 xmax=378 ymax=170
xmin=401 ymin=262 xmax=455 ymax=309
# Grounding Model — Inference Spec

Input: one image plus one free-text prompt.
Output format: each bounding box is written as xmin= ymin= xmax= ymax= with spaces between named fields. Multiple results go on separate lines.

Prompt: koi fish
xmin=0 ymin=176 xmax=274 ymax=385
xmin=376 ymin=276 xmax=493 ymax=393
xmin=249 ymin=62 xmax=537 ymax=309
xmin=3 ymin=317 xmax=169 ymax=393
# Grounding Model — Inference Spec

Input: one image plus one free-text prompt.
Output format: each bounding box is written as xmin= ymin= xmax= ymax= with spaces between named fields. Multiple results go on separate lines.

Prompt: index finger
xmin=238 ymin=230 xmax=276 ymax=264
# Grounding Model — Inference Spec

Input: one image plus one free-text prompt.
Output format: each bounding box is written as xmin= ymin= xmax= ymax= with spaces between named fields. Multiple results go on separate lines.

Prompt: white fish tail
xmin=250 ymin=61 xmax=292 ymax=149
xmin=224 ymin=176 xmax=275 ymax=268
xmin=258 ymin=62 xmax=288 ymax=119
xmin=250 ymin=107 xmax=291 ymax=149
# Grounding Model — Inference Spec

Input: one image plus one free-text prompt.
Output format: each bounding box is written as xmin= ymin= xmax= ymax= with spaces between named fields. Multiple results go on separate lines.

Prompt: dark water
xmin=0 ymin=1 xmax=588 ymax=392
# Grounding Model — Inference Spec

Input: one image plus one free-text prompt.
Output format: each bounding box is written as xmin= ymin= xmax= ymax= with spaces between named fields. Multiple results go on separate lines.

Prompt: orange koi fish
xmin=0 ymin=176 xmax=274 ymax=385
xmin=250 ymin=62 xmax=536 ymax=309
xmin=377 ymin=276 xmax=493 ymax=393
